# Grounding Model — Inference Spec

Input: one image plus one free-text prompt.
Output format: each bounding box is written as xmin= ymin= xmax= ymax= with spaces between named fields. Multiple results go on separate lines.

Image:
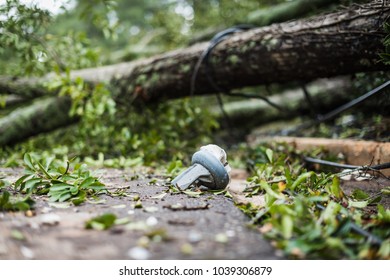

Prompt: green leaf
xmin=50 ymin=183 xmax=72 ymax=191
xmin=348 ymin=200 xmax=368 ymax=209
xmin=14 ymin=174 xmax=32 ymax=189
xmin=330 ymin=176 xmax=343 ymax=199
xmin=351 ymin=189 xmax=369 ymax=200
xmin=70 ymin=186 xmax=79 ymax=195
xmin=80 ymin=177 xmax=96 ymax=189
xmin=265 ymin=148 xmax=273 ymax=163
xmin=281 ymin=215 xmax=293 ymax=239
xmin=37 ymin=161 xmax=53 ymax=179
xmin=85 ymin=213 xmax=117 ymax=230
xmin=322 ymin=201 xmax=342 ymax=222
xmin=71 ymin=190 xmax=86 ymax=206
xmin=49 ymin=192 xmax=63 ymax=202
xmin=381 ymin=187 xmax=390 ymax=195
xmin=290 ymin=171 xmax=314 ymax=191
xmin=59 ymin=192 xmax=72 ymax=202
xmin=13 ymin=201 xmax=31 ymax=211
xmin=11 ymin=229 xmax=25 ymax=240
xmin=23 ymin=153 xmax=35 ymax=171
xmin=24 ymin=178 xmax=42 ymax=192
xmin=44 ymin=157 xmax=55 ymax=171
xmin=87 ymin=221 xmax=105 ymax=230
xmin=0 ymin=191 xmax=34 ymax=212
xmin=377 ymin=204 xmax=390 ymax=222
xmin=0 ymin=191 xmax=11 ymax=207
xmin=183 ymin=190 xmax=202 ymax=198
xmin=260 ymin=180 xmax=284 ymax=200
xmin=378 ymin=239 xmax=390 ymax=259
xmin=151 ymin=192 xmax=167 ymax=200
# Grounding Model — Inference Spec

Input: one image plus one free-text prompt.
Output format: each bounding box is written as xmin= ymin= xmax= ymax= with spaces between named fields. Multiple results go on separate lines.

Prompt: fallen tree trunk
xmin=0 ymin=97 xmax=75 ymax=146
xmin=1 ymin=1 xmax=389 ymax=100
xmin=79 ymin=1 xmax=390 ymax=103
xmin=0 ymin=1 xmax=389 ymax=146
xmin=190 ymin=0 xmax=342 ymax=44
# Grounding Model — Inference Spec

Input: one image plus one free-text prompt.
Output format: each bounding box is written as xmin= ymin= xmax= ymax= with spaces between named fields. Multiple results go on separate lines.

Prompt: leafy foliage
xmin=0 ymin=190 xmax=34 ymax=211
xmin=240 ymin=145 xmax=390 ymax=259
xmin=1 ymin=95 xmax=218 ymax=167
xmin=379 ymin=22 xmax=390 ymax=65
xmin=14 ymin=153 xmax=106 ymax=205
xmin=1 ymin=176 xmax=34 ymax=211
xmin=0 ymin=0 xmax=101 ymax=75
xmin=0 ymin=0 xmax=52 ymax=75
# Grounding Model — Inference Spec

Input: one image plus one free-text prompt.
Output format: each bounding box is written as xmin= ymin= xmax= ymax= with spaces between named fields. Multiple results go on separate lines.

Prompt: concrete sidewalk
xmin=0 ymin=168 xmax=280 ymax=260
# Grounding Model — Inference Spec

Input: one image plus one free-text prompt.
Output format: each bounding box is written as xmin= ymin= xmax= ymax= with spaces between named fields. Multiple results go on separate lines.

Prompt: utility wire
xmin=190 ymin=25 xmax=283 ymax=113
xmin=303 ymin=157 xmax=390 ymax=171
xmin=284 ymin=80 xmax=390 ymax=134
xmin=317 ymin=80 xmax=390 ymax=123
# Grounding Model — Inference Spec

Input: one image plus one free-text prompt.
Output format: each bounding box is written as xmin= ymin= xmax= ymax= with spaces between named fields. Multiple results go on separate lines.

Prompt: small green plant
xmin=14 ymin=153 xmax=106 ymax=205
xmin=1 ymin=174 xmax=34 ymax=212
xmin=0 ymin=190 xmax=35 ymax=212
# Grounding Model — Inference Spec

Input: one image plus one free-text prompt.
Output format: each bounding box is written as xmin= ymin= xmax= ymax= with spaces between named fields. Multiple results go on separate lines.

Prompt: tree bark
xmin=190 ymin=0 xmax=342 ymax=44
xmin=0 ymin=1 xmax=389 ymax=146
xmin=0 ymin=97 xmax=75 ymax=146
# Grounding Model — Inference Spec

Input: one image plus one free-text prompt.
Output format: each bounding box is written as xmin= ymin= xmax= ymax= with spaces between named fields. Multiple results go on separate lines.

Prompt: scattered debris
xmin=133 ymin=200 xmax=143 ymax=209
xmin=48 ymin=202 xmax=70 ymax=209
xmin=151 ymin=192 xmax=167 ymax=200
xmin=163 ymin=203 xmax=210 ymax=211
xmin=215 ymin=233 xmax=229 ymax=243
xmin=180 ymin=243 xmax=193 ymax=255
xmin=111 ymin=204 xmax=127 ymax=209
xmin=144 ymin=206 xmax=159 ymax=213
xmin=40 ymin=213 xmax=60 ymax=226
xmin=227 ymin=179 xmax=266 ymax=207
xmin=187 ymin=231 xmax=203 ymax=243
xmin=40 ymin=207 xmax=52 ymax=214
xmin=11 ymin=229 xmax=25 ymax=240
xmin=146 ymin=216 xmax=158 ymax=227
xmin=125 ymin=221 xmax=150 ymax=231
xmin=339 ymin=169 xmax=373 ymax=181
xmin=25 ymin=210 xmax=34 ymax=217
xmin=168 ymin=219 xmax=195 ymax=226
xmin=20 ymin=246 xmax=34 ymax=259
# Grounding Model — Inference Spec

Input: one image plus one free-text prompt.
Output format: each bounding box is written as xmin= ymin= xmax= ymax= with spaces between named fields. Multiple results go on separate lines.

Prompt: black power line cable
xmin=316 ymin=80 xmax=390 ymax=123
xmin=283 ymin=80 xmax=390 ymax=135
xmin=190 ymin=25 xmax=283 ymax=113
xmin=303 ymin=157 xmax=390 ymax=171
